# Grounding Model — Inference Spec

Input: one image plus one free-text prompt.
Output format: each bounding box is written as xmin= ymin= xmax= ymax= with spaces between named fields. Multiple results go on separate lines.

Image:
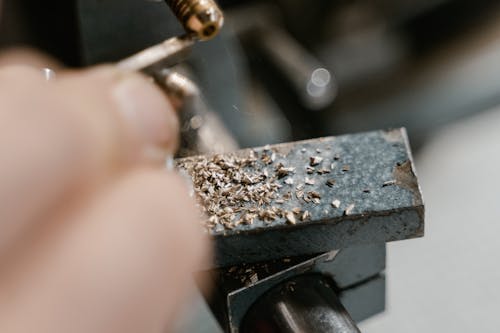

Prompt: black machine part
xmin=241 ymin=274 xmax=360 ymax=333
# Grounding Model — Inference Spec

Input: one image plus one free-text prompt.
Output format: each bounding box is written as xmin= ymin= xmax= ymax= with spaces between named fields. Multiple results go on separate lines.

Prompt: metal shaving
xmin=285 ymin=211 xmax=296 ymax=224
xmin=305 ymin=177 xmax=315 ymax=185
xmin=309 ymin=156 xmax=323 ymax=166
xmin=383 ymin=180 xmax=396 ymax=187
xmin=178 ymin=151 xmax=288 ymax=231
xmin=344 ymin=203 xmax=355 ymax=215
xmin=308 ymin=191 xmax=321 ymax=199
xmin=276 ymin=163 xmax=295 ymax=178
xmin=249 ymin=272 xmax=259 ymax=285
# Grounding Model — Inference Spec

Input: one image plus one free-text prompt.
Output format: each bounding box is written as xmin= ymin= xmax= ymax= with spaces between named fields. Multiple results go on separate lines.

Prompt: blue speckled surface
xmin=177 ymin=128 xmax=424 ymax=268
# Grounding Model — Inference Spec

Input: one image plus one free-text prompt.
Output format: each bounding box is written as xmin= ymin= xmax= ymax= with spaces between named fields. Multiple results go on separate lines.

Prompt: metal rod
xmin=116 ymin=35 xmax=194 ymax=73
xmin=241 ymin=274 xmax=361 ymax=333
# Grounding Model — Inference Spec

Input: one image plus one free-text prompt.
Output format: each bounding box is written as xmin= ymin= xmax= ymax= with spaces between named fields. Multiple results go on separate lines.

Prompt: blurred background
xmin=2 ymin=0 xmax=500 ymax=331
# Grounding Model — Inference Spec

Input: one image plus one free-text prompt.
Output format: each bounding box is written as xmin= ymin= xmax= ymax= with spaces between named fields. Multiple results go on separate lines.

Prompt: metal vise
xmin=176 ymin=128 xmax=425 ymax=332
xmin=2 ymin=2 xmax=425 ymax=331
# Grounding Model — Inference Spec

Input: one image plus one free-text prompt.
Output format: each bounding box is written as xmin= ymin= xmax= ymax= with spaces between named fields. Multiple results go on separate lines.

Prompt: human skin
xmin=0 ymin=49 xmax=210 ymax=333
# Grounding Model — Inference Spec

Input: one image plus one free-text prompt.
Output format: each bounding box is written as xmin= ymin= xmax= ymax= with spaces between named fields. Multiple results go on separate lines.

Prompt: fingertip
xmin=111 ymin=74 xmax=180 ymax=156
xmin=138 ymin=170 xmax=211 ymax=273
xmin=61 ymin=66 xmax=180 ymax=165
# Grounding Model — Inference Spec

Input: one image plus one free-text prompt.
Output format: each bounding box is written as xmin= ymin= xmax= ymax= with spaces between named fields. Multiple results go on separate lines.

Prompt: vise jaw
xmin=176 ymin=128 xmax=424 ymax=333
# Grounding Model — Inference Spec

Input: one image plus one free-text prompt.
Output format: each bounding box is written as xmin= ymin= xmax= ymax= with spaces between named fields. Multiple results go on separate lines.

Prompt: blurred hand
xmin=0 ymin=49 xmax=209 ymax=333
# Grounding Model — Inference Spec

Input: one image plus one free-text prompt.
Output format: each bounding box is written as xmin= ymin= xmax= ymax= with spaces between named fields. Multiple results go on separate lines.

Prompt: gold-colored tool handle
xmin=165 ymin=0 xmax=224 ymax=40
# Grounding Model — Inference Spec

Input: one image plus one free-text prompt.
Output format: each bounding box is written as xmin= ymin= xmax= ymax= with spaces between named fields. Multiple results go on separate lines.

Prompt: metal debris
xmin=309 ymin=156 xmax=323 ymax=166
xmin=326 ymin=179 xmax=336 ymax=187
xmin=317 ymin=168 xmax=331 ymax=175
xmin=305 ymin=177 xmax=315 ymax=185
xmin=261 ymin=153 xmax=273 ymax=165
xmin=177 ymin=151 xmax=288 ymax=231
xmin=383 ymin=180 xmax=397 ymax=187
xmin=308 ymin=191 xmax=321 ymax=199
xmin=344 ymin=203 xmax=355 ymax=216
xmin=307 ymin=191 xmax=321 ymax=205
xmin=286 ymin=211 xmax=297 ymax=224
xmin=276 ymin=164 xmax=295 ymax=178
xmin=249 ymin=272 xmax=259 ymax=284
xmin=241 ymin=213 xmax=256 ymax=225
xmin=303 ymin=191 xmax=321 ymax=204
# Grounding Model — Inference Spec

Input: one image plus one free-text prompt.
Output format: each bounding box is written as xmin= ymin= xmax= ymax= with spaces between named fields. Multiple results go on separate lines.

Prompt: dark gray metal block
xmin=177 ymin=128 xmax=424 ymax=267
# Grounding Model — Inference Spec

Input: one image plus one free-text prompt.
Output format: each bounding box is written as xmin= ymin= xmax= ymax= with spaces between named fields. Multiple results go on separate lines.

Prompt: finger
xmin=0 ymin=66 xmax=178 ymax=254
xmin=0 ymin=47 xmax=61 ymax=69
xmin=58 ymin=66 xmax=180 ymax=161
xmin=0 ymin=169 xmax=209 ymax=333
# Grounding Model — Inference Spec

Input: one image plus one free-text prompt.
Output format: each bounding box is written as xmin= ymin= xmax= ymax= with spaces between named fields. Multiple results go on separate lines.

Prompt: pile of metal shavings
xmin=177 ymin=142 xmax=362 ymax=232
xmin=177 ymin=148 xmax=289 ymax=232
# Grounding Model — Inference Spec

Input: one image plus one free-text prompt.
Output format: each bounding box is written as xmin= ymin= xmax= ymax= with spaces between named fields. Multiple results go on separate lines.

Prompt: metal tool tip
xmin=186 ymin=3 xmax=224 ymax=40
